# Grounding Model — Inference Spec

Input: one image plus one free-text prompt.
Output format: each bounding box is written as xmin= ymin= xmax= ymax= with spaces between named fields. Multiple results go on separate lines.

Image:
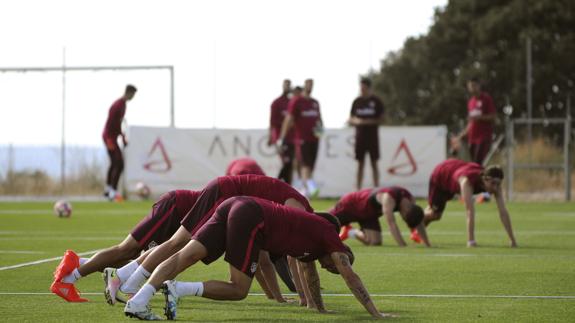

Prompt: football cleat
xmin=103 ymin=267 xmax=125 ymax=305
xmin=162 ymin=280 xmax=179 ymax=320
xmin=53 ymin=250 xmax=80 ymax=282
xmin=124 ymin=301 xmax=163 ymax=321
xmin=50 ymin=281 xmax=88 ymax=302
xmin=410 ymin=229 xmax=422 ymax=244
xmin=339 ymin=225 xmax=352 ymax=241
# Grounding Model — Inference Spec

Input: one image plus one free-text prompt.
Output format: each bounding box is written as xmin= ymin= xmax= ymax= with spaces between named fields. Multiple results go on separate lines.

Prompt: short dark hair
xmin=125 ymin=84 xmax=137 ymax=93
xmin=360 ymin=77 xmax=372 ymax=88
xmin=484 ymin=165 xmax=504 ymax=180
xmin=315 ymin=212 xmax=341 ymax=233
xmin=404 ymin=204 xmax=424 ymax=229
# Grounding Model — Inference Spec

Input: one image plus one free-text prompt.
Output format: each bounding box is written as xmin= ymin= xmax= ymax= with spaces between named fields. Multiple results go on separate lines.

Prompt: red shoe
xmin=53 ymin=250 xmax=80 ymax=282
xmin=339 ymin=225 xmax=352 ymax=241
xmin=50 ymin=281 xmax=88 ymax=302
xmin=410 ymin=229 xmax=422 ymax=244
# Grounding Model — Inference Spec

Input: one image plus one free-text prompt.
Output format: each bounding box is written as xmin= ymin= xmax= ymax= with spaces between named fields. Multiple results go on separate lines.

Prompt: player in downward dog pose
xmin=50 ymin=189 xmax=201 ymax=302
xmin=332 ymin=186 xmax=430 ymax=247
xmin=225 ymin=157 xmax=298 ymax=294
xmin=413 ymin=159 xmax=517 ymax=248
xmin=124 ymin=196 xmax=392 ymax=320
xmin=105 ymin=175 xmax=315 ymax=307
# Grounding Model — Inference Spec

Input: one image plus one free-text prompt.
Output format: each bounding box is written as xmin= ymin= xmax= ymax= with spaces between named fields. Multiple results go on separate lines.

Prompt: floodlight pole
xmin=526 ymin=37 xmax=533 ymax=161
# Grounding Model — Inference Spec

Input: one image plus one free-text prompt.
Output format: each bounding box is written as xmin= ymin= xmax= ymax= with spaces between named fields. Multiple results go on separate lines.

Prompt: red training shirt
xmin=102 ymin=98 xmax=126 ymax=139
xmin=467 ymin=92 xmax=496 ymax=144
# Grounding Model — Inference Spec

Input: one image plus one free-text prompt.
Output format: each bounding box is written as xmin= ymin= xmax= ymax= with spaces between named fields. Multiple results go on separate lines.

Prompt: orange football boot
xmin=50 ymin=281 xmax=88 ymax=302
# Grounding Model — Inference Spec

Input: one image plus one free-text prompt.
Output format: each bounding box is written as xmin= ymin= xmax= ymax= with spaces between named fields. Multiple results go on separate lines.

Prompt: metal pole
xmin=526 ymin=37 xmax=533 ymax=161
xmin=565 ymin=94 xmax=572 ymax=201
xmin=507 ymin=119 xmax=514 ymax=201
xmin=61 ymin=47 xmax=66 ymax=194
xmin=169 ymin=66 xmax=175 ymax=128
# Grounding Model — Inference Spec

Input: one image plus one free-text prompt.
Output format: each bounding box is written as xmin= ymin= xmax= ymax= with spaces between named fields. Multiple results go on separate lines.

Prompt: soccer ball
xmin=135 ymin=181 xmax=151 ymax=200
xmin=54 ymin=200 xmax=72 ymax=218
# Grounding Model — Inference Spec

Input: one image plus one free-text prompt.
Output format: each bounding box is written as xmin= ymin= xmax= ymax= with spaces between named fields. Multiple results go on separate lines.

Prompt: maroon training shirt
xmin=467 ymin=92 xmax=496 ymax=144
xmin=350 ymin=95 xmax=384 ymax=143
xmin=225 ymin=158 xmax=266 ymax=176
xmin=270 ymin=94 xmax=294 ymax=144
xmin=287 ymin=96 xmax=322 ymax=143
xmin=251 ymin=197 xmax=347 ymax=261
xmin=431 ymin=159 xmax=484 ymax=196
xmin=218 ymin=174 xmax=313 ymax=212
xmin=102 ymin=98 xmax=126 ymax=139
xmin=330 ymin=186 xmax=412 ymax=222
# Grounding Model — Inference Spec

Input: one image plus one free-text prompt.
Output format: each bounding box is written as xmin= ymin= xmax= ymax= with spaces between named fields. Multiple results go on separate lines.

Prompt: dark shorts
xmin=295 ymin=141 xmax=319 ymax=170
xmin=332 ymin=206 xmax=382 ymax=232
xmin=355 ymin=136 xmax=380 ymax=161
xmin=469 ymin=139 xmax=491 ymax=165
xmin=181 ymin=179 xmax=223 ymax=235
xmin=427 ymin=178 xmax=453 ymax=216
xmin=131 ymin=191 xmax=180 ymax=251
xmin=192 ymin=197 xmax=264 ymax=278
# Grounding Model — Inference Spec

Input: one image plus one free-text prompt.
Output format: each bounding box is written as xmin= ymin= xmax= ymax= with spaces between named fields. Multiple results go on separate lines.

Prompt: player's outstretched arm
xmin=257 ymin=251 xmax=287 ymax=302
xmin=331 ymin=252 xmax=388 ymax=319
xmin=382 ymin=196 xmax=406 ymax=247
xmin=299 ymin=261 xmax=325 ymax=312
xmin=494 ymin=187 xmax=517 ymax=247
xmin=414 ymin=222 xmax=432 ymax=247
xmin=459 ymin=177 xmax=476 ymax=247
xmin=288 ymin=256 xmax=308 ymax=307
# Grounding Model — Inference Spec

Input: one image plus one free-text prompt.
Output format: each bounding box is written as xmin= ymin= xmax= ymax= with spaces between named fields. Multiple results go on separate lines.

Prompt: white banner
xmin=125 ymin=126 xmax=446 ymax=198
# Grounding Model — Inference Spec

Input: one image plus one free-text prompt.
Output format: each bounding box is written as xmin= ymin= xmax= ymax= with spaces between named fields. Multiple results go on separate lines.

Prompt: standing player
xmin=268 ymin=79 xmax=296 ymax=184
xmin=331 ymin=186 xmax=430 ymax=247
xmin=106 ymin=175 xmax=314 ymax=306
xmin=419 ymin=159 xmax=517 ymax=247
xmin=452 ymin=78 xmax=497 ymax=165
xmin=102 ymin=84 xmax=137 ymax=201
xmin=348 ymin=78 xmax=385 ymax=190
xmin=225 ymin=157 xmax=265 ymax=176
xmin=50 ymin=189 xmax=201 ymax=302
xmin=124 ymin=196 xmax=391 ymax=320
xmin=279 ymin=79 xmax=323 ymax=197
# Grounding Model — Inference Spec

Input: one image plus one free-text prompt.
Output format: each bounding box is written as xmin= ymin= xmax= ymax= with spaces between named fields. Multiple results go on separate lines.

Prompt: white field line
xmin=0 ymin=210 xmax=139 ymax=215
xmin=0 ymin=237 xmax=123 ymax=241
xmin=0 ymin=292 xmax=573 ymax=300
xmin=0 ymin=250 xmax=45 ymax=254
xmin=0 ymin=249 xmax=101 ymax=271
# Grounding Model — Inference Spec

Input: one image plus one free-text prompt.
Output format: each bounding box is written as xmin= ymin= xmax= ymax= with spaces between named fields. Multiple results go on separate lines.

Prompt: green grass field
xmin=0 ymin=199 xmax=574 ymax=322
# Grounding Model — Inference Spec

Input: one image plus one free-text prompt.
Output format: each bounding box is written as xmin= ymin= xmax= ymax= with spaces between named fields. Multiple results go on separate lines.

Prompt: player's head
xmin=360 ymin=77 xmax=372 ymax=96
xmin=481 ymin=165 xmax=504 ymax=193
xmin=292 ymin=86 xmax=303 ymax=97
xmin=304 ymin=78 xmax=313 ymax=96
xmin=282 ymin=79 xmax=291 ymax=95
xmin=467 ymin=77 xmax=481 ymax=96
xmin=401 ymin=202 xmax=424 ymax=229
xmin=318 ymin=244 xmax=355 ymax=275
xmin=125 ymin=84 xmax=138 ymax=100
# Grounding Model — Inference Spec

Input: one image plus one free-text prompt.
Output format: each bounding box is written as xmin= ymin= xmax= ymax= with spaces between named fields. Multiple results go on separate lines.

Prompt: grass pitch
xmin=0 ymin=198 xmax=574 ymax=322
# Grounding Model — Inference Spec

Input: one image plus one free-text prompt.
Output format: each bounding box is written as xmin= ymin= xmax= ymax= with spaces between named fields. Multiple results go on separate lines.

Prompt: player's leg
xmin=110 ymin=148 xmax=124 ymax=192
xmin=203 ymin=265 xmax=254 ymax=300
xmin=354 ymin=229 xmax=382 ymax=246
xmin=124 ymin=240 xmax=208 ymax=320
xmin=79 ymin=235 xmax=140 ymax=277
xmin=369 ymin=142 xmax=380 ymax=188
xmin=356 ymin=157 xmax=366 ymax=191
xmin=302 ymin=141 xmax=320 ymax=196
xmin=119 ymin=226 xmax=191 ymax=294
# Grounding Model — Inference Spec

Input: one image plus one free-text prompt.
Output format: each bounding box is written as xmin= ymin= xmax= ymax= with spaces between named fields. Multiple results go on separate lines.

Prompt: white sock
xmin=129 ymin=283 xmax=156 ymax=307
xmin=175 ymin=281 xmax=204 ymax=297
xmin=348 ymin=229 xmax=358 ymax=239
xmin=117 ymin=260 xmax=140 ymax=283
xmin=62 ymin=268 xmax=82 ymax=284
xmin=79 ymin=258 xmax=89 ymax=266
xmin=121 ymin=265 xmax=150 ymax=294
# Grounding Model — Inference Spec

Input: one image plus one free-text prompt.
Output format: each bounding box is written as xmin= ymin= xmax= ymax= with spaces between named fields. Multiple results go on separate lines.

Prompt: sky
xmin=0 ymin=0 xmax=447 ymax=146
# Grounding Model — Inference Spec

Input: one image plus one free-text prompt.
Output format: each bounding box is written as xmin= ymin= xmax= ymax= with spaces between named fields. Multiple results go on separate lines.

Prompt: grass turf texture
xmin=0 ymin=199 xmax=574 ymax=322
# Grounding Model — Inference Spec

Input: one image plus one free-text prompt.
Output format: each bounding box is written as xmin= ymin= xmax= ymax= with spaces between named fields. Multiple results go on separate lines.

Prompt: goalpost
xmin=0 ymin=64 xmax=175 ymax=192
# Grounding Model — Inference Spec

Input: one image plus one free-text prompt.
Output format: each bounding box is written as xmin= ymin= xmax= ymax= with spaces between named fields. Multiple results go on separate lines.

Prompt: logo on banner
xmin=387 ymin=139 xmax=417 ymax=176
xmin=143 ymin=137 xmax=172 ymax=173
